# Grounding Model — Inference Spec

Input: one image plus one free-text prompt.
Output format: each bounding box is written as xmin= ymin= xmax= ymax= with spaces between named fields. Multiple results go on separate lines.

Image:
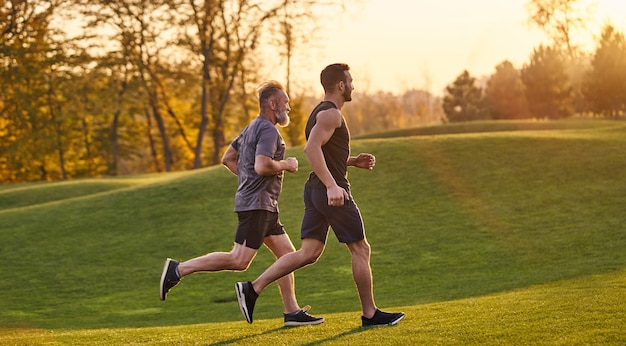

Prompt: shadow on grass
xmin=206 ymin=326 xmax=366 ymax=346
xmin=206 ymin=327 xmax=284 ymax=346
xmin=300 ymin=327 xmax=365 ymax=346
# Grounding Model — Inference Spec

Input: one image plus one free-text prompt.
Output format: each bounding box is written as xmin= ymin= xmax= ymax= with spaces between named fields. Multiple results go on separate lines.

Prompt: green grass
xmin=0 ymin=171 xmax=196 ymax=211
xmin=356 ymin=118 xmax=620 ymax=139
xmin=2 ymin=269 xmax=624 ymax=345
xmin=1 ymin=119 xmax=625 ymax=345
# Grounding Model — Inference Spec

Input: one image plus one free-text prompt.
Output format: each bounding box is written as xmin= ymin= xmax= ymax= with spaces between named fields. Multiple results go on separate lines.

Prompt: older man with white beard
xmin=160 ymin=80 xmax=324 ymax=327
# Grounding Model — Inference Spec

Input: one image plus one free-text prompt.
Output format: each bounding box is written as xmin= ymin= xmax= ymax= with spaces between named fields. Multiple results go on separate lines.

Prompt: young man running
xmin=236 ymin=64 xmax=404 ymax=327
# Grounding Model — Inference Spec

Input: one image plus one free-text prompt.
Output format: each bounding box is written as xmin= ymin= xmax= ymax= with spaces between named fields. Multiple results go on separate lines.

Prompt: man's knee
xmin=267 ymin=235 xmax=296 ymax=258
xmin=348 ymin=239 xmax=371 ymax=258
xmin=275 ymin=246 xmax=296 ymax=259
xmin=231 ymin=256 xmax=253 ymax=271
xmin=230 ymin=243 xmax=257 ymax=270
xmin=300 ymin=239 xmax=325 ymax=264
xmin=302 ymin=251 xmax=321 ymax=265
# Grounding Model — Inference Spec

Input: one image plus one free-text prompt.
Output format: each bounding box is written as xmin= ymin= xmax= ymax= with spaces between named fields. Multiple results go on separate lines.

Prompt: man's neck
xmin=324 ymin=94 xmax=344 ymax=110
xmin=258 ymin=112 xmax=276 ymax=125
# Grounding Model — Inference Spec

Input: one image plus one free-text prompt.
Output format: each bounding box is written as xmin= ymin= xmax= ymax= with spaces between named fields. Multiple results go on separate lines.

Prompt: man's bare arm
xmin=254 ymin=155 xmax=298 ymax=176
xmin=222 ymin=145 xmax=239 ymax=175
xmin=304 ymin=109 xmax=349 ymax=206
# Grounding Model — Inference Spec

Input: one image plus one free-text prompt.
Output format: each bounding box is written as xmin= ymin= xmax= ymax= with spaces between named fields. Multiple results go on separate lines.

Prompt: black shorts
xmin=300 ymin=183 xmax=365 ymax=244
xmin=235 ymin=210 xmax=286 ymax=250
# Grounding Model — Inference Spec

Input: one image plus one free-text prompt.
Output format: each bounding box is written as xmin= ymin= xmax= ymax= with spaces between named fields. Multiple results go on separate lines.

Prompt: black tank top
xmin=305 ymin=101 xmax=350 ymax=189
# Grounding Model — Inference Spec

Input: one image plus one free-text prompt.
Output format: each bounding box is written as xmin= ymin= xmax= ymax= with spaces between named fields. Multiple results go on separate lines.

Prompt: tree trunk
xmin=47 ymin=77 xmax=68 ymax=180
xmin=145 ymin=107 xmax=161 ymax=172
xmin=211 ymin=126 xmax=223 ymax=165
xmin=111 ymin=110 xmax=120 ymax=175
xmin=81 ymin=118 xmax=94 ymax=174
xmin=193 ymin=2 xmax=214 ymax=169
xmin=151 ymin=99 xmax=172 ymax=172
xmin=194 ymin=74 xmax=210 ymax=168
xmin=54 ymin=120 xmax=68 ymax=180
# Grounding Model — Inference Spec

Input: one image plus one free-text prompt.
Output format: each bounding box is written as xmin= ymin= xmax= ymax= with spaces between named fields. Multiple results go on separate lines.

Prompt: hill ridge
xmin=1 ymin=119 xmax=624 ymax=345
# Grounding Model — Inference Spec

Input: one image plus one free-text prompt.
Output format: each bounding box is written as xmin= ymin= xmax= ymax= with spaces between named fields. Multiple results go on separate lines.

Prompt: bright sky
xmin=294 ymin=0 xmax=626 ymax=95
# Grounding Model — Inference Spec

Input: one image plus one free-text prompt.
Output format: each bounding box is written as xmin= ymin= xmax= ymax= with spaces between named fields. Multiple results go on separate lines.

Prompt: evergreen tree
xmin=583 ymin=24 xmax=626 ymax=118
xmin=521 ymin=45 xmax=574 ymax=119
xmin=442 ymin=70 xmax=487 ymax=122
xmin=485 ymin=61 xmax=530 ymax=120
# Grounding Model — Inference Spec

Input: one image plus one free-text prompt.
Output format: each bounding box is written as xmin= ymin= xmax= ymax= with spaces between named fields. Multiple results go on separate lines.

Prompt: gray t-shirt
xmin=231 ymin=116 xmax=285 ymax=212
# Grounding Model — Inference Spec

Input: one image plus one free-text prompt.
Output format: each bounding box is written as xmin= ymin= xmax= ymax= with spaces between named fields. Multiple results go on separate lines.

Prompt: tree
xmin=526 ymin=0 xmax=594 ymax=116
xmin=163 ymin=1 xmax=287 ymax=167
xmin=521 ymin=45 xmax=574 ymax=119
xmin=583 ymin=24 xmax=626 ymax=118
xmin=485 ymin=61 xmax=531 ymax=120
xmin=442 ymin=70 xmax=487 ymax=123
xmin=270 ymin=1 xmax=330 ymax=148
xmin=80 ymin=0 xmax=199 ymax=172
xmin=0 ymin=0 xmax=75 ymax=182
xmin=526 ymin=0 xmax=595 ymax=58
xmin=171 ymin=0 xmax=352 ymax=167
xmin=400 ymin=89 xmax=443 ymax=127
xmin=1 ymin=0 xmax=362 ymax=182
xmin=281 ymin=93 xmax=306 ymax=146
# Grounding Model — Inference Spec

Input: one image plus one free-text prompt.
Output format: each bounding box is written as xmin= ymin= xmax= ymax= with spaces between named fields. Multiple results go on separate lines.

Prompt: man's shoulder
xmin=315 ymin=107 xmax=343 ymax=129
xmin=311 ymin=101 xmax=337 ymax=114
xmin=245 ymin=116 xmax=276 ymax=136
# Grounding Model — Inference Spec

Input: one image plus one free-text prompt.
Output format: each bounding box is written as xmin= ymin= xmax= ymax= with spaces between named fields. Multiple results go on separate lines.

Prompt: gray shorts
xmin=300 ymin=184 xmax=365 ymax=244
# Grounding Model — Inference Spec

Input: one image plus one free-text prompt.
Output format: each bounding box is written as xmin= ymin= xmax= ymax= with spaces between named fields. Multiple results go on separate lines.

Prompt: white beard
xmin=275 ymin=109 xmax=290 ymax=127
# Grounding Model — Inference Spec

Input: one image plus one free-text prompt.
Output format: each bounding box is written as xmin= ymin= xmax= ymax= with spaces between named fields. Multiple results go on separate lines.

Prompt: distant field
xmin=1 ymin=119 xmax=625 ymax=345
xmin=356 ymin=118 xmax=621 ymax=139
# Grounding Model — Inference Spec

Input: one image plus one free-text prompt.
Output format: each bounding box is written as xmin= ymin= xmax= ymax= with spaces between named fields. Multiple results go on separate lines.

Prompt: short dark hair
xmin=320 ymin=63 xmax=350 ymax=92
xmin=258 ymin=80 xmax=285 ymax=108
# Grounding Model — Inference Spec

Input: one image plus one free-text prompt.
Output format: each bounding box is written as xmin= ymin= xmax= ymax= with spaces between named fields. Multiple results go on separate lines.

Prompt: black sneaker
xmin=235 ymin=281 xmax=258 ymax=323
xmin=361 ymin=309 xmax=405 ymax=327
xmin=284 ymin=305 xmax=325 ymax=327
xmin=159 ymin=258 xmax=180 ymax=301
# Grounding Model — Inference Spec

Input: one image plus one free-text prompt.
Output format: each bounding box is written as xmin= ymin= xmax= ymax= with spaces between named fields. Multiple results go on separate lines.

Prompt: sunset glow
xmin=285 ymin=0 xmax=626 ymax=95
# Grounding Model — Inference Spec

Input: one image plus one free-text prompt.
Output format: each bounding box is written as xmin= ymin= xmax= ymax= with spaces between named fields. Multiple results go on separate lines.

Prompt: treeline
xmin=277 ymin=90 xmax=443 ymax=149
xmin=0 ymin=0 xmax=442 ymax=184
xmin=443 ymin=1 xmax=626 ymax=122
xmin=2 ymin=0 xmax=623 ymax=183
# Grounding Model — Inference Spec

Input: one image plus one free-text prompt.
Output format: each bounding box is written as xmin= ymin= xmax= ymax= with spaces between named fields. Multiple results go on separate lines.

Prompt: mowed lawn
xmin=1 ymin=119 xmax=625 ymax=345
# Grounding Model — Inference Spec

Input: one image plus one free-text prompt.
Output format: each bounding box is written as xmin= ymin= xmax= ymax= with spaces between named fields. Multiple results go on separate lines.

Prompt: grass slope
xmin=2 ymin=269 xmax=624 ymax=345
xmin=1 ymin=119 xmax=625 ymax=344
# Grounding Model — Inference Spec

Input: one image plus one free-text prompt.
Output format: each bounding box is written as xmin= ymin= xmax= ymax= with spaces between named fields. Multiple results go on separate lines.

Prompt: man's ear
xmin=338 ymin=81 xmax=345 ymax=92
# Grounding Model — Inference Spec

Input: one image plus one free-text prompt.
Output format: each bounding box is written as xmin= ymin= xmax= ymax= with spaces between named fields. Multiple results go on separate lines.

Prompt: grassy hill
xmin=1 ymin=119 xmax=625 ymax=345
